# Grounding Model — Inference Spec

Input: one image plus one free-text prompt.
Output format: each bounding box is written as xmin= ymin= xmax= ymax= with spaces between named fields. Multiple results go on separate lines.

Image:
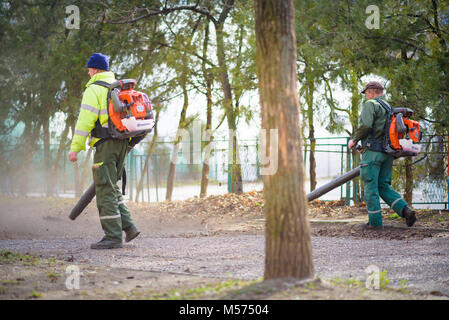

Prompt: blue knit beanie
xmin=86 ymin=53 xmax=109 ymax=71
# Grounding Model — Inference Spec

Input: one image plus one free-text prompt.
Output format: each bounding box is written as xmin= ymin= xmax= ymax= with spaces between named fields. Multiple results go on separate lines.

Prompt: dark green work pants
xmin=92 ymin=139 xmax=133 ymax=242
xmin=360 ymin=150 xmax=408 ymax=227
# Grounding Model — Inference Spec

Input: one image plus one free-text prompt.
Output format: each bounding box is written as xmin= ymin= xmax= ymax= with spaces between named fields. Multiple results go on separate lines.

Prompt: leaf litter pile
xmin=136 ymin=190 xmax=449 ymax=241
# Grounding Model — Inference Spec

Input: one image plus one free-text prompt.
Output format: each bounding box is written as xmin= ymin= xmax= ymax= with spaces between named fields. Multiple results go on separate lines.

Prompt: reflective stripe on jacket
xmin=70 ymin=71 xmax=115 ymax=152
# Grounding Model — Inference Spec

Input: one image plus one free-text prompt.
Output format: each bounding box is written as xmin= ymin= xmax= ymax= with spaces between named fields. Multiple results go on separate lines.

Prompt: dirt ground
xmin=0 ymin=191 xmax=448 ymax=300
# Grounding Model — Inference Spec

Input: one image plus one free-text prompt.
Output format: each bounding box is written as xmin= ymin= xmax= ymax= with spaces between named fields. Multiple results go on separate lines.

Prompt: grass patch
xmin=379 ymin=269 xmax=390 ymax=289
xmin=30 ymin=290 xmax=43 ymax=298
xmin=1 ymin=279 xmax=19 ymax=285
xmin=0 ymin=250 xmax=40 ymax=265
xmin=343 ymin=278 xmax=363 ymax=288
xmin=388 ymin=213 xmax=402 ymax=220
xmin=146 ymin=278 xmax=262 ymax=300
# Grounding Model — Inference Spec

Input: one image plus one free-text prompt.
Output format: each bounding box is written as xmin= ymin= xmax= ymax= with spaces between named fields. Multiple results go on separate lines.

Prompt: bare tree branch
xmin=93 ymin=5 xmax=217 ymax=25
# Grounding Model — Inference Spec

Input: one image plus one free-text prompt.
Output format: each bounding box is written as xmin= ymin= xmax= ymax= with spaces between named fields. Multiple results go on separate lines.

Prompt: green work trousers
xmin=92 ymin=139 xmax=133 ymax=242
xmin=360 ymin=150 xmax=408 ymax=227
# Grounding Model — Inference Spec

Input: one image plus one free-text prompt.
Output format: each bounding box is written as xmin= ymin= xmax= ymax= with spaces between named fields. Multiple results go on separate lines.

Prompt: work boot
xmin=360 ymin=222 xmax=384 ymax=231
xmin=90 ymin=237 xmax=123 ymax=250
xmin=124 ymin=225 xmax=140 ymax=243
xmin=402 ymin=206 xmax=417 ymax=227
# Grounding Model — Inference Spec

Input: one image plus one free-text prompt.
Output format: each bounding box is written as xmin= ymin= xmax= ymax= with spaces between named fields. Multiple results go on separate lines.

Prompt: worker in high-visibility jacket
xmin=68 ymin=53 xmax=140 ymax=249
xmin=348 ymin=81 xmax=417 ymax=230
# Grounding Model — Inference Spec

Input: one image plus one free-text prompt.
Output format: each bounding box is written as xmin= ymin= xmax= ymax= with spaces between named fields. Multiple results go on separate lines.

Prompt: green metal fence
xmin=124 ymin=138 xmax=262 ymax=202
xmin=1 ymin=135 xmax=448 ymax=209
xmin=301 ymin=136 xmax=449 ymax=209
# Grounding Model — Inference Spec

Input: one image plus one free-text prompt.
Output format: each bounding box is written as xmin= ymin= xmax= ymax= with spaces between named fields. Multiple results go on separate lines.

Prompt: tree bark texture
xmin=404 ymin=157 xmax=413 ymax=203
xmin=49 ymin=115 xmax=72 ymax=196
xmin=135 ymin=111 xmax=159 ymax=202
xmin=42 ymin=117 xmax=52 ymax=196
xmin=200 ymin=21 xmax=213 ymax=198
xmin=213 ymin=0 xmax=243 ymax=194
xmin=305 ymin=68 xmax=316 ymax=191
xmin=254 ymin=0 xmax=314 ymax=280
xmin=70 ymin=119 xmax=82 ymax=197
xmin=166 ymin=83 xmax=189 ymax=201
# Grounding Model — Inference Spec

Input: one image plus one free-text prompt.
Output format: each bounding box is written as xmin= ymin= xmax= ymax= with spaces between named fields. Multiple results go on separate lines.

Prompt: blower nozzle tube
xmin=306 ymin=166 xmax=361 ymax=202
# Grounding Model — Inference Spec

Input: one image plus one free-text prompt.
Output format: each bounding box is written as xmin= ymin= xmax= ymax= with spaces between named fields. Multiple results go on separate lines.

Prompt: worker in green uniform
xmin=348 ymin=81 xmax=417 ymax=229
xmin=68 ymin=53 xmax=140 ymax=249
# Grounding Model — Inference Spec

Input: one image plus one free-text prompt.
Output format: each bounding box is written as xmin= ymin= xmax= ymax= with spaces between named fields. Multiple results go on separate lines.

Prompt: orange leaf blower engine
xmin=384 ymin=108 xmax=422 ymax=158
xmin=102 ymin=79 xmax=155 ymax=139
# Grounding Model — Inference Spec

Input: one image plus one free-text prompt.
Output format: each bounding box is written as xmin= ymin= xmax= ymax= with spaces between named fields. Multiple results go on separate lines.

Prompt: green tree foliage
xmin=0 ymin=0 xmax=447 ymax=201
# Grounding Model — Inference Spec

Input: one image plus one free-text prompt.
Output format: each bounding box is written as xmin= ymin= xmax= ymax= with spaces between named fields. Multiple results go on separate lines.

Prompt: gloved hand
xmin=68 ymin=151 xmax=78 ymax=162
xmin=348 ymin=140 xmax=356 ymax=150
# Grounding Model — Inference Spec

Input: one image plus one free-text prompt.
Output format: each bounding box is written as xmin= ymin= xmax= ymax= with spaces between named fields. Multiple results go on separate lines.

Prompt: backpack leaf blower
xmin=91 ymin=79 xmax=155 ymax=140
xmin=364 ymin=98 xmax=422 ymax=158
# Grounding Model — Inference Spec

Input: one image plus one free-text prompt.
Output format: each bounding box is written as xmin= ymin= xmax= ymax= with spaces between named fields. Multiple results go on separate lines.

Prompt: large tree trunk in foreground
xmin=254 ymin=0 xmax=314 ymax=280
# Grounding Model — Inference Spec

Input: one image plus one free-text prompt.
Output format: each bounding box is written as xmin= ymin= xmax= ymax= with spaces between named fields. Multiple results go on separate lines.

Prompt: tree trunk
xmin=166 ymin=144 xmax=180 ymax=201
xmin=349 ymin=69 xmax=361 ymax=202
xmin=308 ymin=127 xmax=316 ymax=191
xmin=42 ymin=117 xmax=52 ymax=196
xmin=254 ymin=0 xmax=314 ymax=279
xmin=200 ymin=150 xmax=211 ymax=198
xmin=135 ymin=111 xmax=159 ymax=202
xmin=213 ymin=0 xmax=243 ymax=194
xmin=200 ymin=24 xmax=213 ymax=198
xmin=16 ymin=121 xmax=32 ymax=195
xmin=200 ymin=108 xmax=212 ymax=198
xmin=305 ymin=70 xmax=316 ymax=191
xmin=404 ymin=157 xmax=413 ymax=203
xmin=21 ymin=122 xmax=41 ymax=196
xmin=229 ymin=134 xmax=243 ymax=193
xmin=49 ymin=115 xmax=72 ymax=196
xmin=166 ymin=84 xmax=189 ymax=201
xmin=70 ymin=120 xmax=82 ymax=197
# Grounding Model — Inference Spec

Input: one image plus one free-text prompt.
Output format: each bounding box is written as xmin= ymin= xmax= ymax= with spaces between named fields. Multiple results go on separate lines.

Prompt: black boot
xmin=402 ymin=206 xmax=417 ymax=227
xmin=90 ymin=237 xmax=123 ymax=249
xmin=124 ymin=225 xmax=140 ymax=243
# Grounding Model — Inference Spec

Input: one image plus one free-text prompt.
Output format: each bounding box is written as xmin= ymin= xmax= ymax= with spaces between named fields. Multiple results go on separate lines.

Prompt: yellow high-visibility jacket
xmin=70 ymin=71 xmax=115 ymax=152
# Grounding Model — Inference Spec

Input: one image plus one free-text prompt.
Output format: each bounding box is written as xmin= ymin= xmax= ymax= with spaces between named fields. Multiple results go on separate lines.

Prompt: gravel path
xmin=1 ymin=234 xmax=448 ymax=296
